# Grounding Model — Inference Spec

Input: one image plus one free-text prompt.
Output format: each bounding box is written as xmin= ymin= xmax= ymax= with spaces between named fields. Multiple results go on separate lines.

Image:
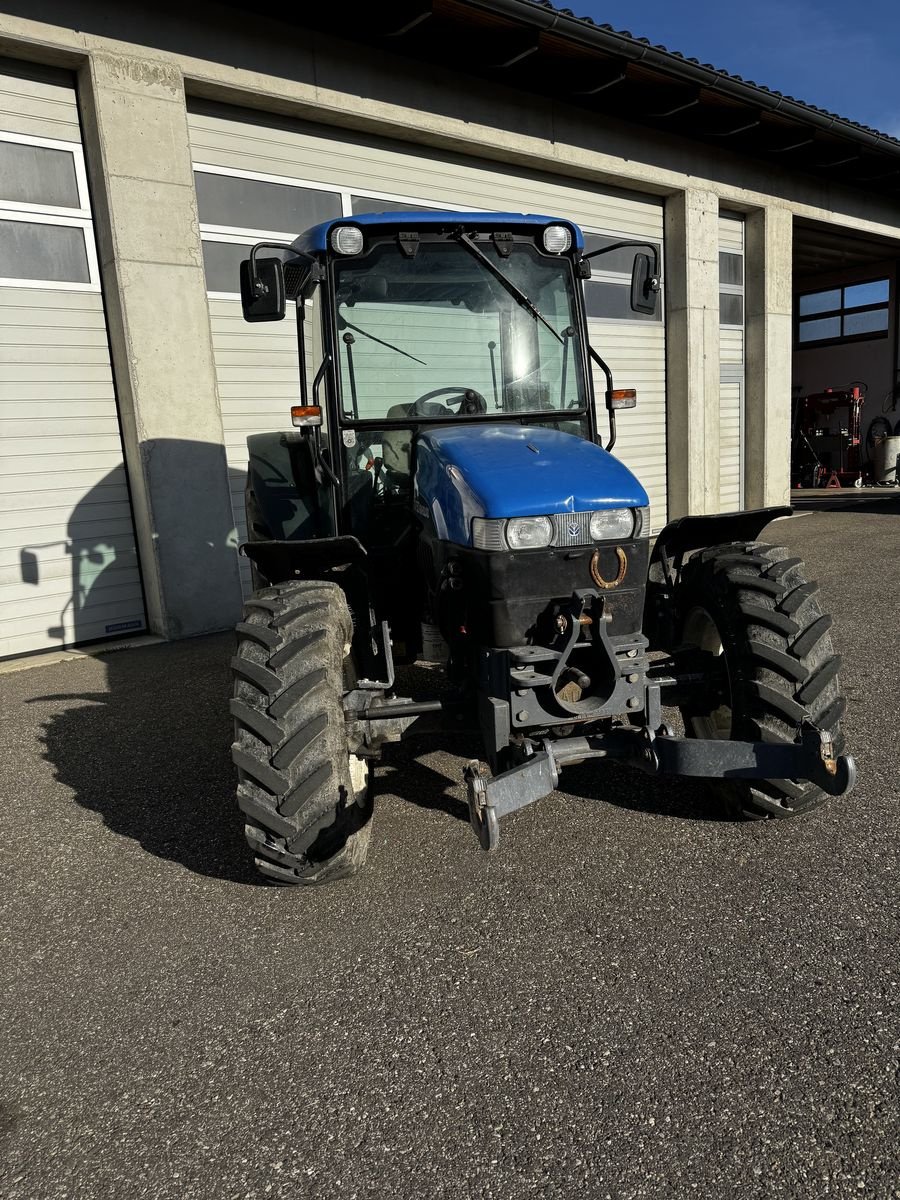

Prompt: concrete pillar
xmin=664 ymin=188 xmax=721 ymax=518
xmin=744 ymin=206 xmax=793 ymax=509
xmin=77 ymin=51 xmax=242 ymax=639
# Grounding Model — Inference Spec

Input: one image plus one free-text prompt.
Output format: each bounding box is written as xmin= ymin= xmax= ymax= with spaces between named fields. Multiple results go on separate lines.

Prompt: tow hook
xmin=819 ymin=727 xmax=838 ymax=776
xmin=464 ymin=760 xmax=499 ymax=851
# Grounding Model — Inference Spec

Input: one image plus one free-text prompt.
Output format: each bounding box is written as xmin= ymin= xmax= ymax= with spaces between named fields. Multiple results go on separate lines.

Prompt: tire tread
xmin=678 ymin=540 xmax=847 ymax=820
xmin=231 ymin=580 xmax=372 ymax=884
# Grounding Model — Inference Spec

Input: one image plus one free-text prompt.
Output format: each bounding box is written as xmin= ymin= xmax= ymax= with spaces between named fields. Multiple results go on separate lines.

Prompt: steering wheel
xmin=411 ymin=387 xmax=488 ymax=417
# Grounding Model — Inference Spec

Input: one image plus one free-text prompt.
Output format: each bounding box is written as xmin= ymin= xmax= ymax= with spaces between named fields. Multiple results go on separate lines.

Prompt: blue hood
xmin=415 ymin=424 xmax=649 ymax=546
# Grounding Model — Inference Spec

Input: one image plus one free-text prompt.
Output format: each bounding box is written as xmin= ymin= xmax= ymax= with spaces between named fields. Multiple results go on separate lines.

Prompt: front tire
xmin=675 ymin=541 xmax=846 ymax=819
xmin=231 ymin=580 xmax=373 ymax=884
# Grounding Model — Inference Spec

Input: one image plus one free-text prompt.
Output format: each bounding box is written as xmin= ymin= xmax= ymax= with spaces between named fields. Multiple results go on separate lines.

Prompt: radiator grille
xmin=551 ymin=511 xmax=593 ymax=547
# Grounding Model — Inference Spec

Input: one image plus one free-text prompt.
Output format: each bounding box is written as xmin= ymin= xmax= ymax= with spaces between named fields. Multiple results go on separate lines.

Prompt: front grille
xmin=550 ymin=511 xmax=593 ymax=547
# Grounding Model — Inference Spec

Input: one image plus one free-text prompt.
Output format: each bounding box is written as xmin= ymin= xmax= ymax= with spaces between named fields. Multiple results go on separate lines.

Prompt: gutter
xmin=466 ymin=0 xmax=900 ymax=162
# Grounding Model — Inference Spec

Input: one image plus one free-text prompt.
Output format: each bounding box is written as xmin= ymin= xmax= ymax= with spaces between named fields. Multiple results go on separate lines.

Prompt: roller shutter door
xmin=187 ymin=101 xmax=667 ymax=590
xmin=0 ymin=62 xmax=145 ymax=657
xmin=719 ymin=212 xmax=745 ymax=512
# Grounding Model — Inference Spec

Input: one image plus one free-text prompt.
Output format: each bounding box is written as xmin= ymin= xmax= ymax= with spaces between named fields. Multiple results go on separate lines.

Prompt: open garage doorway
xmin=791 ymin=218 xmax=900 ymax=496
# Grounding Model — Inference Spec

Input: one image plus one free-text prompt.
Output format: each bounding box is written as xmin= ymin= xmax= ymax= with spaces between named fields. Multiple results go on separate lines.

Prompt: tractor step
xmin=509 ymin=645 xmax=561 ymax=666
xmin=510 ymin=665 xmax=555 ymax=689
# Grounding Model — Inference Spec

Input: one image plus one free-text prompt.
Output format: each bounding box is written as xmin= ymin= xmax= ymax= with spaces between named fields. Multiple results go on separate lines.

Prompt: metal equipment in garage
xmin=791 ymin=385 xmax=866 ymax=488
xmin=229 ymin=210 xmax=854 ymax=885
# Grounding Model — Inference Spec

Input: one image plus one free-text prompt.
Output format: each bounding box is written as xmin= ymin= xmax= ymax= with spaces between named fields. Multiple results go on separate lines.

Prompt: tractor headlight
xmin=589 ymin=508 xmax=635 ymax=541
xmin=472 ymin=507 xmax=649 ymax=551
xmin=506 ymin=515 xmax=554 ymax=550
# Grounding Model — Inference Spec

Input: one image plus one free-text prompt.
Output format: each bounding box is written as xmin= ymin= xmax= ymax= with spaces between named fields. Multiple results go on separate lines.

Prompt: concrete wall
xmin=0 ymin=0 xmax=899 ymax=636
xmin=78 ymin=50 xmax=242 ymax=637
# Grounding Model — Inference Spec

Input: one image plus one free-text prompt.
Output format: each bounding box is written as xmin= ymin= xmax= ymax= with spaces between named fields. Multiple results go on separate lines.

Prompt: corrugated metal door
xmin=0 ymin=62 xmax=145 ymax=657
xmin=187 ymin=101 xmax=667 ymax=585
xmin=719 ymin=212 xmax=745 ymax=512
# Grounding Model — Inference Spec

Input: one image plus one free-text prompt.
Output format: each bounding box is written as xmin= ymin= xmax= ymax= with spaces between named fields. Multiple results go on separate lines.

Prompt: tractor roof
xmin=293 ymin=210 xmax=585 ymax=255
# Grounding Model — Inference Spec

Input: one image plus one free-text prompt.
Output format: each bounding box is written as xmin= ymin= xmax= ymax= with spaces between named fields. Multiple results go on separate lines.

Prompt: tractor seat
xmin=381 ymin=400 xmax=452 ymax=475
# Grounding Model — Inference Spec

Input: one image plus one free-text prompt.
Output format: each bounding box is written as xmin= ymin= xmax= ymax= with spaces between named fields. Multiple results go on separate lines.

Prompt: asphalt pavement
xmin=1 ymin=505 xmax=899 ymax=1199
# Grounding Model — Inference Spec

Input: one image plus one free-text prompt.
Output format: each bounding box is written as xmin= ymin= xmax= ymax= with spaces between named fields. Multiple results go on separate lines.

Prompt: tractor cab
xmin=240 ymin=211 xmax=657 ymax=656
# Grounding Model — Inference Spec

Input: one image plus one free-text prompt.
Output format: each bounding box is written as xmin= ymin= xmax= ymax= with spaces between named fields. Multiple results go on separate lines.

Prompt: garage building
xmin=0 ymin=1 xmax=898 ymax=657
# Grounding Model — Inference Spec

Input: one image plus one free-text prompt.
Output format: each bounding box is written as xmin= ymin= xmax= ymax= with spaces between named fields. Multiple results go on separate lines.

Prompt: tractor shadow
xmin=559 ymin=707 xmax=735 ymax=822
xmin=378 ymin=662 xmax=476 ymax=823
xmin=559 ymin=759 xmax=732 ymax=822
xmin=30 ymin=632 xmax=259 ymax=885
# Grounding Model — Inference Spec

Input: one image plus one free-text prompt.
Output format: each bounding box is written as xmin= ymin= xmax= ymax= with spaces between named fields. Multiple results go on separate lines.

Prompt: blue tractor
xmin=232 ymin=211 xmax=854 ymax=884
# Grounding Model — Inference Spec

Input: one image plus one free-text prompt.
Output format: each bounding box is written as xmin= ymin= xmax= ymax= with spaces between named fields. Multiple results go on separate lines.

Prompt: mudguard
xmin=650 ymin=506 xmax=793 ymax=579
xmin=245 ymin=431 xmax=322 ymax=542
xmin=645 ymin=505 xmax=793 ymax=648
xmin=240 ymin=536 xmax=366 ymax=585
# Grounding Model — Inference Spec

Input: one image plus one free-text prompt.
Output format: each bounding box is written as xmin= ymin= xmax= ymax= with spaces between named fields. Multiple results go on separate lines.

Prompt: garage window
xmin=0 ymin=131 xmax=97 ymax=290
xmin=0 ymin=139 xmax=80 ymax=208
xmin=194 ymin=168 xmax=340 ymax=236
xmin=797 ymin=278 xmax=890 ymax=345
xmin=351 ymin=195 xmax=434 ymax=215
xmin=195 ymin=165 xmax=343 ymax=295
xmin=583 ymin=233 xmax=662 ymax=322
xmin=719 ymin=251 xmax=744 ymax=326
xmin=0 ymin=217 xmax=90 ymax=282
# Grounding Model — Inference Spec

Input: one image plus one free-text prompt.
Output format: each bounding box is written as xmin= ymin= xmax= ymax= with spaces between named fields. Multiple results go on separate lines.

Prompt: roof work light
xmin=542 ymin=224 xmax=572 ymax=253
xmin=330 ymin=225 xmax=364 ymax=255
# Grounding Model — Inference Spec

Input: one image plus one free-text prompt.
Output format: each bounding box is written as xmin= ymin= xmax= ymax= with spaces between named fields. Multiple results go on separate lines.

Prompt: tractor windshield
xmin=333 ymin=239 xmax=586 ymax=423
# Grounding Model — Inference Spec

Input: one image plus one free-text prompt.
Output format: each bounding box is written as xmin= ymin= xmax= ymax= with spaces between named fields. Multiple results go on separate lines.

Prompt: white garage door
xmin=719 ymin=212 xmax=745 ymax=512
xmin=0 ymin=62 xmax=145 ymax=657
xmin=187 ymin=101 xmax=667 ymax=588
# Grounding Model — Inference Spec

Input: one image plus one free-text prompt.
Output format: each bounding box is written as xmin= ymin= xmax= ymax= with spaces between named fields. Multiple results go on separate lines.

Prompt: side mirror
xmin=240 ymin=256 xmax=286 ymax=323
xmin=630 ymin=253 xmax=661 ymax=315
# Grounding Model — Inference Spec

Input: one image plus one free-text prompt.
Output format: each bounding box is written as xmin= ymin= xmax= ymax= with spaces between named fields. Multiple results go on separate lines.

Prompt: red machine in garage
xmin=791 ymin=384 xmax=865 ymax=488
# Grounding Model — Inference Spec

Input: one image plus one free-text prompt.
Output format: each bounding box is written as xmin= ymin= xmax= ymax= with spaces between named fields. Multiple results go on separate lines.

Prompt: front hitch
xmin=463 ymin=722 xmax=856 ymax=851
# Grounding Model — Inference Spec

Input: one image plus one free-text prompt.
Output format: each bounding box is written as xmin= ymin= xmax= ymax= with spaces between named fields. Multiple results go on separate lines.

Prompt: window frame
xmin=0 ymin=129 xmax=100 ymax=291
xmin=795 ymin=276 xmax=891 ymax=348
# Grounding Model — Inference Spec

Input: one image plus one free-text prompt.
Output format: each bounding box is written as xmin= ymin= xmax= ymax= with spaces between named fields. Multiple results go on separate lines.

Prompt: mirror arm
xmin=583 ymin=239 xmax=660 ymax=279
xmin=248 ymin=241 xmax=317 ymax=297
xmin=311 ymin=355 xmax=341 ymax=488
xmin=588 ymin=345 xmax=618 ymax=452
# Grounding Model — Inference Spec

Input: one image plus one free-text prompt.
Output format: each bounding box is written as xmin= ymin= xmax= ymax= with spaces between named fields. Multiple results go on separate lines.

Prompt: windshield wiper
xmin=337 ymin=314 xmax=427 ymax=365
xmin=453 ymin=228 xmax=564 ymax=344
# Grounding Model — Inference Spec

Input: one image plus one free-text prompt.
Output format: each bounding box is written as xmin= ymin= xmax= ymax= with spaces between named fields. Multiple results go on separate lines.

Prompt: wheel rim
xmin=341 ymin=634 xmax=371 ymax=809
xmin=348 ymin=752 xmax=370 ymax=808
xmin=682 ymin=606 xmax=733 ymax=739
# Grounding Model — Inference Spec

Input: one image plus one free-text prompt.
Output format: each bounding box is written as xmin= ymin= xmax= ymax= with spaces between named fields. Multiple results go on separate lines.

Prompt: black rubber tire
xmin=230 ymin=579 xmax=373 ymax=884
xmin=675 ymin=541 xmax=846 ymax=820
